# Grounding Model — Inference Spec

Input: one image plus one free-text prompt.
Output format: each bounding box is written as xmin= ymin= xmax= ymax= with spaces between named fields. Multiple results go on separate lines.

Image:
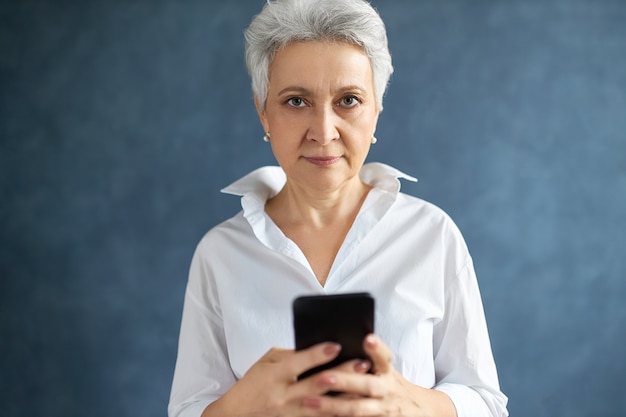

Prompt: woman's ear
xmin=254 ymin=94 xmax=270 ymax=133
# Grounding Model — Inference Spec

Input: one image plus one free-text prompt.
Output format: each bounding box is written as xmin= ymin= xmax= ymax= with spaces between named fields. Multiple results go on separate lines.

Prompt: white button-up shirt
xmin=168 ymin=163 xmax=508 ymax=417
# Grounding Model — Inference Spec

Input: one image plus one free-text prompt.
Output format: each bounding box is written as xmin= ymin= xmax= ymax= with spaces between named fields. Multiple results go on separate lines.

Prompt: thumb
xmin=363 ymin=334 xmax=393 ymax=374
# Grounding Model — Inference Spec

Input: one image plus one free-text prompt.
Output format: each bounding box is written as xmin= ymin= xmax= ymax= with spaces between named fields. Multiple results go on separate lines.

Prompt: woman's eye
xmin=340 ymin=95 xmax=360 ymax=107
xmin=286 ymin=97 xmax=306 ymax=107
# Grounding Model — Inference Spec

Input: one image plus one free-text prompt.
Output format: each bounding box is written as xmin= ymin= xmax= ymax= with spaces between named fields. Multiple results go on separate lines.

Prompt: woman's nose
xmin=306 ymin=105 xmax=340 ymax=145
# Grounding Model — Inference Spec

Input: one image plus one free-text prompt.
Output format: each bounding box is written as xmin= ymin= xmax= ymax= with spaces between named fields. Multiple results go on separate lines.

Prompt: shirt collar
xmin=221 ymin=163 xmax=418 ymax=277
xmin=221 ymin=162 xmax=417 ymax=200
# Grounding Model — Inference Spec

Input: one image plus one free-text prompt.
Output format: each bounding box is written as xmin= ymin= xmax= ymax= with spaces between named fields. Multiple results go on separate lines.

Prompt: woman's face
xmin=256 ymin=41 xmax=380 ymax=195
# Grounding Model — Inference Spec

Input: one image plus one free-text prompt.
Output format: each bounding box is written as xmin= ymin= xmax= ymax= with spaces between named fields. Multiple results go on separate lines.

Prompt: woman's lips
xmin=304 ymin=156 xmax=342 ymax=166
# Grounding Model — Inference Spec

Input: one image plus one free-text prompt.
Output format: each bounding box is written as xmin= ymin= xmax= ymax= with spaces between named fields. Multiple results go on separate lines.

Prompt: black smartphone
xmin=292 ymin=292 xmax=375 ymax=380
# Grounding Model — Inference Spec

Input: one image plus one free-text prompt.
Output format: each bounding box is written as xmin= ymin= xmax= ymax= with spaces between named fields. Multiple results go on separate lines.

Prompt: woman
xmin=169 ymin=0 xmax=508 ymax=416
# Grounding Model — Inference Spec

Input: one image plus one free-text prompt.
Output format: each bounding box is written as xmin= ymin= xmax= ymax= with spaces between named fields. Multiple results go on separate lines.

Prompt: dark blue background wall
xmin=1 ymin=1 xmax=625 ymax=416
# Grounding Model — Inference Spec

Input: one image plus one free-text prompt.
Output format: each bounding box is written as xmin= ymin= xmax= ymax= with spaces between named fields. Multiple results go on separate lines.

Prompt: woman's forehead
xmin=267 ymin=41 xmax=374 ymax=94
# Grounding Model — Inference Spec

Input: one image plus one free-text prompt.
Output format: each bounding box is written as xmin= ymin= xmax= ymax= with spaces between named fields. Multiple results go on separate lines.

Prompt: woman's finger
xmin=287 ymin=342 xmax=342 ymax=380
xmin=363 ymin=334 xmax=393 ymax=374
xmin=303 ymin=393 xmax=382 ymax=416
xmin=331 ymin=358 xmax=372 ymax=374
xmin=318 ymin=371 xmax=387 ymax=399
xmin=287 ymin=358 xmax=372 ymax=401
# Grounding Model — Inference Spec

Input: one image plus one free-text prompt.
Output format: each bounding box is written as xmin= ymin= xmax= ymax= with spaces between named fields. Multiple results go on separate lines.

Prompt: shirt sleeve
xmin=168 ymin=241 xmax=237 ymax=417
xmin=432 ymin=259 xmax=509 ymax=417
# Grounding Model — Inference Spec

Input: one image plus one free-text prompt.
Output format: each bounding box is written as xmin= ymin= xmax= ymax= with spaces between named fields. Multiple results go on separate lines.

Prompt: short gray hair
xmin=245 ymin=0 xmax=393 ymax=110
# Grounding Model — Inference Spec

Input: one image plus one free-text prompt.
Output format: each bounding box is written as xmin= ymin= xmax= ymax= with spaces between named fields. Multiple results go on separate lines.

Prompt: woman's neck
xmin=266 ymin=177 xmax=372 ymax=230
xmin=265 ymin=177 xmax=372 ymax=285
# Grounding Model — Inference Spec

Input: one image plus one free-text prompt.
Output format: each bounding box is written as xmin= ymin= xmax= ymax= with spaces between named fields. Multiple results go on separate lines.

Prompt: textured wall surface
xmin=1 ymin=1 xmax=625 ymax=416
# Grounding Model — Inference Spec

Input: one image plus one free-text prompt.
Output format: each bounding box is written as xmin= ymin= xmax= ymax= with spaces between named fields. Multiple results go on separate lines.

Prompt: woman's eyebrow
xmin=276 ymin=85 xmax=367 ymax=96
xmin=277 ymin=86 xmax=311 ymax=96
xmin=335 ymin=84 xmax=368 ymax=94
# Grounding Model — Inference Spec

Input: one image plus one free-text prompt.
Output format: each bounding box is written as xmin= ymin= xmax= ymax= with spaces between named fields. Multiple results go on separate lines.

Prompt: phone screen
xmin=292 ymin=292 xmax=375 ymax=380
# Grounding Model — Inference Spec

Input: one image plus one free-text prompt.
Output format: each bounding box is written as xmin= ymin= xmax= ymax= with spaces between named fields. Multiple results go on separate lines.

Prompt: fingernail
xmin=324 ymin=343 xmax=341 ymax=356
xmin=365 ymin=334 xmax=377 ymax=347
xmin=303 ymin=397 xmax=321 ymax=409
xmin=320 ymin=374 xmax=337 ymax=386
xmin=355 ymin=360 xmax=371 ymax=372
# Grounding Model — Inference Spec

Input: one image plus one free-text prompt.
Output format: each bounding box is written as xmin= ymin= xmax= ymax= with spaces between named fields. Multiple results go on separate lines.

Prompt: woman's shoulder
xmin=195 ymin=210 xmax=250 ymax=251
xmin=392 ymin=191 xmax=467 ymax=241
xmin=396 ymin=191 xmax=453 ymax=221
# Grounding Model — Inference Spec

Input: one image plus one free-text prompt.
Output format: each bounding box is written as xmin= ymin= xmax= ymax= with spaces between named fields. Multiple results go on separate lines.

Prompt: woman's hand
xmin=202 ymin=342 xmax=370 ymax=417
xmin=301 ymin=334 xmax=457 ymax=417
